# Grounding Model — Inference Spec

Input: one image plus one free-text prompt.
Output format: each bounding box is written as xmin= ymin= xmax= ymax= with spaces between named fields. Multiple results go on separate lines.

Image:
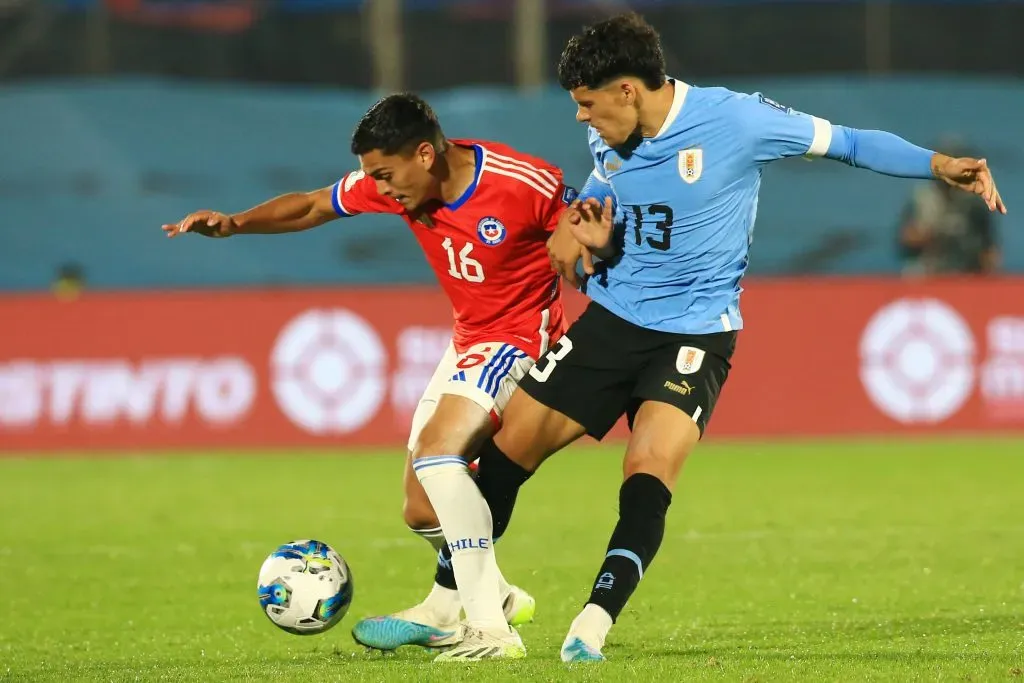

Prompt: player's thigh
xmin=492 ymin=387 xmax=586 ymax=472
xmin=499 ymin=303 xmax=640 ymax=470
xmin=412 ymin=341 xmax=521 ymax=461
xmin=406 ymin=343 xmax=460 ymax=452
xmin=625 ymin=332 xmax=737 ymax=490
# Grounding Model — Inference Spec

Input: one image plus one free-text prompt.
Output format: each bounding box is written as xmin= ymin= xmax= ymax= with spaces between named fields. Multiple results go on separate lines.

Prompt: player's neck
xmin=637 ymin=80 xmax=676 ymax=139
xmin=437 ymin=143 xmax=478 ymax=206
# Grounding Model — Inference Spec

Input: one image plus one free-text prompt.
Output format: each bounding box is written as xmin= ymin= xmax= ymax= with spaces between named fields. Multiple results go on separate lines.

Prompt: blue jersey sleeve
xmin=578 ymin=127 xmax=617 ymax=207
xmin=579 ymin=168 xmax=615 ymax=206
xmin=824 ymin=126 xmax=935 ymax=178
xmin=734 ymin=93 xmax=833 ymax=163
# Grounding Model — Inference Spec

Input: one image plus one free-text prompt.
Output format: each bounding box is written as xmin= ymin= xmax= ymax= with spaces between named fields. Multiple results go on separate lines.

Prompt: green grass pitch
xmin=1 ymin=439 xmax=1022 ymax=682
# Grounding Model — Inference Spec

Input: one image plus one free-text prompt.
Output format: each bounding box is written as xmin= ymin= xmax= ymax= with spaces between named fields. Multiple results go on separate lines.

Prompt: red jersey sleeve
xmin=537 ymin=170 xmax=577 ymax=234
xmin=330 ymin=170 xmax=402 ymax=217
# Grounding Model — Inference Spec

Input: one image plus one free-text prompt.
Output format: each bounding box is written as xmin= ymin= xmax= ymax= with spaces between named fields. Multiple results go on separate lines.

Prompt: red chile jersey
xmin=330 ymin=139 xmax=574 ymax=359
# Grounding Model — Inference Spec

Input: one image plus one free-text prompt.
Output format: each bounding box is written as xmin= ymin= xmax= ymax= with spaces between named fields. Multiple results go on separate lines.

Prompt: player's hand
xmin=932 ymin=155 xmax=1008 ymax=214
xmin=568 ymin=197 xmax=615 ymax=257
xmin=547 ymin=203 xmax=593 ymax=288
xmin=161 ymin=210 xmax=237 ymax=238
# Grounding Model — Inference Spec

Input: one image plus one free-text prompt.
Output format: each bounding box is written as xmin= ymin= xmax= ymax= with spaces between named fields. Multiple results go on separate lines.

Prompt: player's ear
xmin=415 ymin=141 xmax=436 ymax=170
xmin=620 ymin=81 xmax=637 ymax=106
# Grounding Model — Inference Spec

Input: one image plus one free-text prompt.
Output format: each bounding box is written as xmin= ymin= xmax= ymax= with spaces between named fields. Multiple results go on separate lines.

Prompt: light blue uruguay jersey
xmin=584 ymin=78 xmax=833 ymax=334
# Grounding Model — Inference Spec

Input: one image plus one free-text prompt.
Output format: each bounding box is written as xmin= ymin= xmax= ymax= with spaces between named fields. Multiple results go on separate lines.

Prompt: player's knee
xmin=623 ymin=442 xmax=691 ymax=490
xmin=622 ymin=430 xmax=696 ymax=489
xmin=624 ymin=408 xmax=700 ymax=489
xmin=411 ymin=426 xmax=469 ymax=462
xmin=411 ymin=396 xmax=492 ymax=462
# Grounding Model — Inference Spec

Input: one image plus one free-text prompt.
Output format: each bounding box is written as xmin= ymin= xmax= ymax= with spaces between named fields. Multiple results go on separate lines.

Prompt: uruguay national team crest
xmin=676 ymin=346 xmax=706 ymax=375
xmin=477 ymin=216 xmax=507 ymax=246
xmin=679 ymin=148 xmax=703 ymax=184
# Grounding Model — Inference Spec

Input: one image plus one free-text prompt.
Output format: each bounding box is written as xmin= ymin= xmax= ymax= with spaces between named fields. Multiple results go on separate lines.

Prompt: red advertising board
xmin=2 ymin=278 xmax=1023 ymax=452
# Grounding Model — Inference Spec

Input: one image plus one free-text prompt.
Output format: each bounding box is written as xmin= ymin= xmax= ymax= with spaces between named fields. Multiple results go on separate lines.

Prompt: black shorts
xmin=520 ymin=302 xmax=736 ymax=440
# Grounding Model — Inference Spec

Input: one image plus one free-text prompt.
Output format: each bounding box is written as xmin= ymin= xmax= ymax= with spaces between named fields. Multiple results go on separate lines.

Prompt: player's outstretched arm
xmin=161 ymin=186 xmax=338 ymax=238
xmin=745 ymin=94 xmax=1006 ymax=214
xmin=823 ymin=127 xmax=1007 ymax=214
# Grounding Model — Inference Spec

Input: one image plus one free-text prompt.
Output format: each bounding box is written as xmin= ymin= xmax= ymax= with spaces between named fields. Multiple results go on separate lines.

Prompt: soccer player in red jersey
xmin=162 ymin=94 xmax=576 ymax=658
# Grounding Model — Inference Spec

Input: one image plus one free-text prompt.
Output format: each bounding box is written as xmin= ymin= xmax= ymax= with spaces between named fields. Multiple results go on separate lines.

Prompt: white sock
xmin=411 ymin=525 xmax=511 ymax=617
xmin=567 ymin=603 xmax=613 ymax=650
xmin=497 ymin=569 xmax=512 ymax=605
xmin=419 ymin=582 xmax=462 ymax=623
xmin=413 ymin=455 xmax=508 ymax=632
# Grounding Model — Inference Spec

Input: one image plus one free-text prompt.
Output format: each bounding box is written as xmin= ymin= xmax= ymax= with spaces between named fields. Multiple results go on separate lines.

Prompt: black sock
xmin=586 ymin=473 xmax=672 ymax=622
xmin=433 ymin=438 xmax=534 ymax=590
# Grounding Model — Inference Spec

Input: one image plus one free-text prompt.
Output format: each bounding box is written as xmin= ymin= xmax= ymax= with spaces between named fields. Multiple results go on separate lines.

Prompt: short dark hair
xmin=350 ymin=93 xmax=445 ymax=156
xmin=557 ymin=13 xmax=666 ymax=92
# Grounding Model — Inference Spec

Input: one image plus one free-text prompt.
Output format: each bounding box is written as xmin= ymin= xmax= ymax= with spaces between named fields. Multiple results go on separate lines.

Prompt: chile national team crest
xmin=679 ymin=148 xmax=703 ymax=185
xmin=477 ymin=216 xmax=507 ymax=246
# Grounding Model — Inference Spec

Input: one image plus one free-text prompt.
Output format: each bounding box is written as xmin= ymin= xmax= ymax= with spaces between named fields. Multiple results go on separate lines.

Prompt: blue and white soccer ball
xmin=257 ymin=539 xmax=353 ymax=635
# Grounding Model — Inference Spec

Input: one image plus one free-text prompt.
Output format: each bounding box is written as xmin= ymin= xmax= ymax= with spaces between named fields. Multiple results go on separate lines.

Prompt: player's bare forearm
xmin=231 ymin=188 xmax=337 ymax=235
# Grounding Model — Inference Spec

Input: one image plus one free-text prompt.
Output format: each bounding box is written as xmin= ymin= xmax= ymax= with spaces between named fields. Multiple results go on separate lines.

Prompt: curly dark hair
xmin=557 ymin=12 xmax=666 ymax=92
xmin=350 ymin=93 xmax=446 ymax=156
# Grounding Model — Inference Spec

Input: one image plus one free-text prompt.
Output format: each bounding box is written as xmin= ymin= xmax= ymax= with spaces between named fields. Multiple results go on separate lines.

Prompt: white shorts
xmin=407 ymin=341 xmax=535 ymax=451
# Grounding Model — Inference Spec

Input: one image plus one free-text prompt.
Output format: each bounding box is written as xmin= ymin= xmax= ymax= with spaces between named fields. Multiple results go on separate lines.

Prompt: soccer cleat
xmin=433 ymin=625 xmax=526 ymax=662
xmin=351 ymin=585 xmax=534 ymax=651
xmin=351 ymin=606 xmax=463 ymax=651
xmin=502 ymin=585 xmax=536 ymax=626
xmin=560 ymin=636 xmax=606 ymax=662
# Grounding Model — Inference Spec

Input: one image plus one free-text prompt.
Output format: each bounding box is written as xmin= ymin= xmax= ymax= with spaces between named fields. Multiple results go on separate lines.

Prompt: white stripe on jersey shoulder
xmin=480 ymin=148 xmax=555 ymax=199
xmin=653 ymin=78 xmax=690 ymax=139
xmin=806 ymin=116 xmax=833 ymax=157
xmin=484 ymin=154 xmax=557 ymax=194
xmin=591 ymin=165 xmax=609 ymax=184
xmin=485 ymin=149 xmax=558 ymax=186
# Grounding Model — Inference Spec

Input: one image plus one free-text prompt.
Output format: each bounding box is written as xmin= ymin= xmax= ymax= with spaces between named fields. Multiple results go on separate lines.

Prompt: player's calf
xmin=402 ymin=453 xmax=447 ymax=552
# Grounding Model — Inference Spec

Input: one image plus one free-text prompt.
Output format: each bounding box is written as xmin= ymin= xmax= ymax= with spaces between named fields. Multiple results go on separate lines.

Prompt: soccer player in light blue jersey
xmin=432 ymin=12 xmax=1006 ymax=663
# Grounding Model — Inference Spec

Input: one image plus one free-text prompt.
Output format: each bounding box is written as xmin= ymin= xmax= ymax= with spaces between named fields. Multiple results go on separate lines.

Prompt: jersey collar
xmin=651 ymin=78 xmax=690 ymax=139
xmin=445 ymin=144 xmax=484 ymax=211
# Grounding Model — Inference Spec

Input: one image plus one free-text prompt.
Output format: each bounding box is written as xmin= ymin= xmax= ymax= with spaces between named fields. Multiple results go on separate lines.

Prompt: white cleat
xmin=559 ymin=604 xmax=611 ymax=662
xmin=560 ymin=635 xmax=606 ymax=662
xmin=433 ymin=625 xmax=526 ymax=662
